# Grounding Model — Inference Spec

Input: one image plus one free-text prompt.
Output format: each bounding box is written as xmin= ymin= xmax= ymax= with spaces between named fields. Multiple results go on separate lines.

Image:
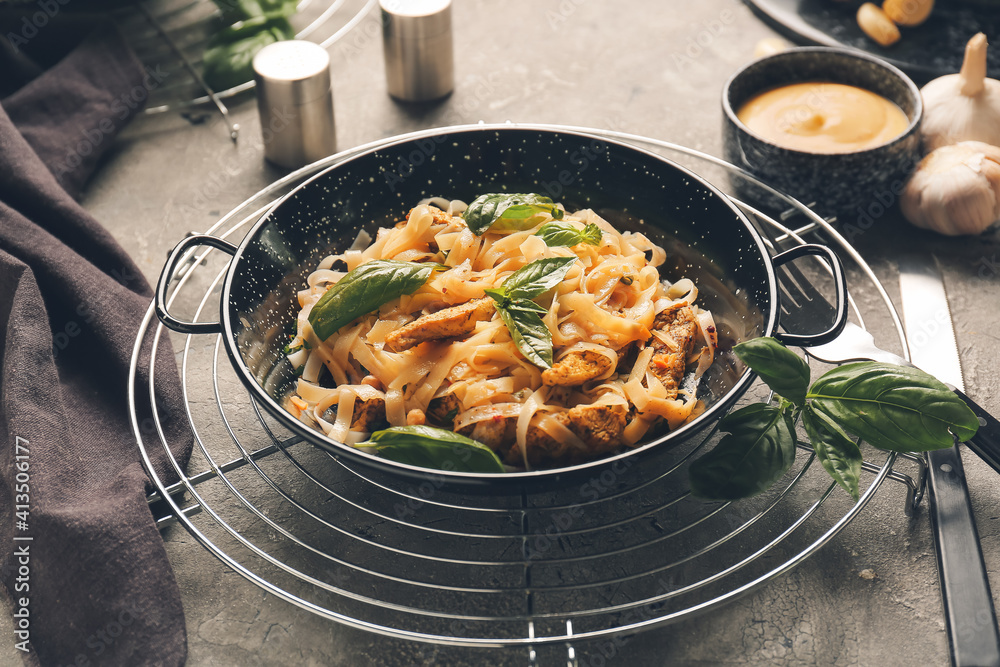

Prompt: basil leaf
xmin=360 ymin=425 xmax=505 ymax=473
xmin=807 ymin=362 xmax=979 ymax=452
xmin=495 ymin=299 xmax=554 ymax=368
xmin=734 ymin=337 xmax=811 ymax=407
xmin=308 ymin=260 xmax=433 ymax=341
xmin=535 ymin=221 xmax=603 ymax=248
xmin=485 ymin=257 xmax=573 ymax=368
xmin=688 ymin=404 xmax=796 ymax=501
xmin=483 ymin=287 xmax=510 ymax=308
xmin=464 ymin=193 xmax=563 ymax=235
xmin=802 ymin=404 xmax=863 ymax=501
xmin=212 ymin=0 xmax=296 ymax=23
xmin=502 ymin=256 xmax=577 ymax=300
xmin=203 ymin=16 xmax=294 ymax=90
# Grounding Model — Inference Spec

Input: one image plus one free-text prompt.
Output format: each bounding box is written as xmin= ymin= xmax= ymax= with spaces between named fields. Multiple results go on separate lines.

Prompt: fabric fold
xmin=0 ymin=22 xmax=192 ymax=667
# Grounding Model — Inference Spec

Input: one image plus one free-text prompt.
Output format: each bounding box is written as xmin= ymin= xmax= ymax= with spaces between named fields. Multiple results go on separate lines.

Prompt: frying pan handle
xmin=155 ymin=234 xmax=238 ymax=335
xmin=770 ymin=244 xmax=849 ymax=347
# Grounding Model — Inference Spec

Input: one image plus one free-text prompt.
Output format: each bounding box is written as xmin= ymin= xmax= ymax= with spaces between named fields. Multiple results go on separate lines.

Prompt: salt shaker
xmin=380 ymin=0 xmax=454 ymax=102
xmin=252 ymin=40 xmax=337 ymax=169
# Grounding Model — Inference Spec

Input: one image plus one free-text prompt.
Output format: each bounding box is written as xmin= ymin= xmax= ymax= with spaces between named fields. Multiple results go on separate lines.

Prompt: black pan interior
xmin=222 ymin=127 xmax=776 ymax=486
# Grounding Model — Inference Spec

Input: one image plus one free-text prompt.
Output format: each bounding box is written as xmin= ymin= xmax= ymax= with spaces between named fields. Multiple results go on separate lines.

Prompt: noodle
xmin=283 ymin=200 xmax=718 ymax=470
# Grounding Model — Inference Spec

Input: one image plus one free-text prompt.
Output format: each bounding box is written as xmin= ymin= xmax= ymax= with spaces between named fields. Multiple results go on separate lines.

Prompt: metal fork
xmin=764 ymin=225 xmax=1000 ymax=475
xmin=793 ymin=320 xmax=910 ymax=366
xmin=748 ymin=207 xmax=1000 ymax=667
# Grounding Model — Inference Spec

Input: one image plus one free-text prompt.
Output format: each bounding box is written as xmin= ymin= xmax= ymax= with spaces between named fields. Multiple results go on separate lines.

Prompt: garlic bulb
xmin=900 ymin=141 xmax=1000 ymax=235
xmin=920 ymin=33 xmax=1000 ymax=151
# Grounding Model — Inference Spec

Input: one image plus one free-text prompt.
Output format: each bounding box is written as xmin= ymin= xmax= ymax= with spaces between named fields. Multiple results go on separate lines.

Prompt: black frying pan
xmin=154 ymin=125 xmax=845 ymax=490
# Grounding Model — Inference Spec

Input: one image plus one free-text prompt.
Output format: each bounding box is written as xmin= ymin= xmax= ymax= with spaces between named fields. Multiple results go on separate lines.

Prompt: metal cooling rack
xmin=109 ymin=0 xmax=376 ymax=137
xmin=131 ymin=123 xmax=927 ymax=663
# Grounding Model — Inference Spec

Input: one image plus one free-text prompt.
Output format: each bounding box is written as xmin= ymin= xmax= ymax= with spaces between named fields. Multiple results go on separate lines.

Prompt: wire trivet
xmin=109 ymin=0 xmax=376 ymax=135
xmin=132 ymin=124 xmax=927 ymax=663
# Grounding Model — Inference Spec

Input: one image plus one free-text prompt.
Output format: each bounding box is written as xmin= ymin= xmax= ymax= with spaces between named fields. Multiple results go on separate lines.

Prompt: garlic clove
xmin=857 ymin=3 xmax=901 ymax=47
xmin=883 ymin=0 xmax=934 ymax=27
xmin=920 ymin=33 xmax=1000 ymax=152
xmin=901 ymin=141 xmax=1000 ymax=235
xmin=753 ymin=37 xmax=793 ymax=59
xmin=961 ymin=32 xmax=988 ymax=97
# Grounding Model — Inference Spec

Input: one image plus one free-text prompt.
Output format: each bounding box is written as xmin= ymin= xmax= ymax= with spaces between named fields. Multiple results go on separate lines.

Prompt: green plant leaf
xmin=734 ymin=337 xmax=811 ymax=406
xmin=802 ymin=404 xmax=863 ymax=501
xmin=501 ymin=256 xmax=577 ymax=300
xmin=359 ymin=425 xmax=505 ymax=473
xmin=483 ymin=287 xmax=509 ymax=308
xmin=463 ymin=193 xmax=563 ymax=235
xmin=495 ymin=299 xmax=554 ymax=368
xmin=307 ymin=260 xmax=433 ymax=341
xmin=202 ymin=16 xmax=294 ymax=90
xmin=688 ymin=404 xmax=797 ymax=501
xmin=483 ymin=257 xmax=572 ymax=368
xmin=212 ymin=0 xmax=296 ymax=23
xmin=807 ymin=362 xmax=980 ymax=452
xmin=535 ymin=221 xmax=603 ymax=247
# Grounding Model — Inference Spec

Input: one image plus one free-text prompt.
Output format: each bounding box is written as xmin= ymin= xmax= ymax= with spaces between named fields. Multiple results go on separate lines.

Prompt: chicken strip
xmin=542 ymin=349 xmax=615 ymax=387
xmin=384 ymin=297 xmax=496 ymax=352
xmin=459 ymin=412 xmax=519 ymax=461
xmin=321 ymin=395 xmax=388 ymax=433
xmin=647 ymin=304 xmax=698 ymax=398
xmin=498 ymin=403 xmax=628 ymax=468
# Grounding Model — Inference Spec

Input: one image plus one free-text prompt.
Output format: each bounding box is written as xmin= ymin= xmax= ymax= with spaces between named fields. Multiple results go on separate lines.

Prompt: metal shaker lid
xmin=380 ymin=0 xmax=454 ymax=102
xmin=380 ymin=0 xmax=452 ymax=38
xmin=253 ymin=40 xmax=332 ymax=106
xmin=252 ymin=40 xmax=336 ymax=169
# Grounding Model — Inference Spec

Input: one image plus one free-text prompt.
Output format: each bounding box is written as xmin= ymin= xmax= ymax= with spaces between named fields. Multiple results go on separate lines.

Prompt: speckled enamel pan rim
xmin=218 ymin=124 xmax=779 ymax=485
xmin=722 ymin=46 xmax=923 ymax=157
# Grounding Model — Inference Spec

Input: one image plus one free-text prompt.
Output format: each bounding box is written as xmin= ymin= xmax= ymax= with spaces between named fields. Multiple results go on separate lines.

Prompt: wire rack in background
xmin=109 ymin=0 xmax=375 ymax=137
xmin=131 ymin=125 xmax=928 ymax=664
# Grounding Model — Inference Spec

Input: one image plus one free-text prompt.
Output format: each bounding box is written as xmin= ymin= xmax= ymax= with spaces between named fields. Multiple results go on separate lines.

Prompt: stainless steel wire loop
xmin=131 ymin=124 xmax=918 ymax=652
xmin=111 ymin=0 xmax=378 ymax=115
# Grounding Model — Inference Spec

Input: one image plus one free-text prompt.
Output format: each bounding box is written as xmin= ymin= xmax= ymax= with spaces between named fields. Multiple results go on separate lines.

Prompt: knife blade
xmin=898 ymin=252 xmax=1000 ymax=667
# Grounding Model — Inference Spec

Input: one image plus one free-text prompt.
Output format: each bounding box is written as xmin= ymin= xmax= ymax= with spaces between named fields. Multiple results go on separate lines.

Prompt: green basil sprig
xmin=464 ymin=193 xmax=564 ymax=235
xmin=535 ymin=221 xmax=602 ymax=248
xmin=484 ymin=256 xmax=577 ymax=368
xmin=730 ymin=336 xmax=811 ymax=407
xmin=808 ymin=362 xmax=980 ymax=450
xmin=689 ymin=337 xmax=980 ymax=502
xmin=498 ymin=256 xmax=578 ymax=300
xmin=688 ymin=404 xmax=797 ymax=501
xmin=212 ymin=0 xmax=296 ymax=23
xmin=493 ymin=299 xmax=553 ymax=369
xmin=358 ymin=425 xmax=505 ymax=473
xmin=203 ymin=16 xmax=294 ymax=91
xmin=801 ymin=404 xmax=863 ymax=501
xmin=308 ymin=260 xmax=434 ymax=341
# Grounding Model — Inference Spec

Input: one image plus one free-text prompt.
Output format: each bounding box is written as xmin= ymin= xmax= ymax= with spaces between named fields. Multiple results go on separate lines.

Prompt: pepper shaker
xmin=380 ymin=0 xmax=454 ymax=102
xmin=252 ymin=40 xmax=337 ymax=169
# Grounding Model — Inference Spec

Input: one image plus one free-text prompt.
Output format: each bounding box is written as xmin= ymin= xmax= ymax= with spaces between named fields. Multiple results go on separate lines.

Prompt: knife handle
xmin=956 ymin=388 xmax=1000 ymax=477
xmin=927 ymin=445 xmax=1000 ymax=667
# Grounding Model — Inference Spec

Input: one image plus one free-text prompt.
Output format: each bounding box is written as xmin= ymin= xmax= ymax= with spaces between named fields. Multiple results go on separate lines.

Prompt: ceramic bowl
xmin=722 ymin=47 xmax=923 ymax=220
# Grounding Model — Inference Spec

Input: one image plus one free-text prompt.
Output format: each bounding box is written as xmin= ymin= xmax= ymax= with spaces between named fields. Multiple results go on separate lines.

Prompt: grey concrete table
xmin=17 ymin=0 xmax=1000 ymax=664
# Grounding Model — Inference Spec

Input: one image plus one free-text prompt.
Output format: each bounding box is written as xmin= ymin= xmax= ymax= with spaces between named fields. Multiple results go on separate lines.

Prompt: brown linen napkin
xmin=0 ymin=22 xmax=192 ymax=667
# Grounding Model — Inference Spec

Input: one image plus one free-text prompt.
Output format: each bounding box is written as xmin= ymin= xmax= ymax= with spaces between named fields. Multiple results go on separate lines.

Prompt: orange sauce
xmin=736 ymin=82 xmax=909 ymax=153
